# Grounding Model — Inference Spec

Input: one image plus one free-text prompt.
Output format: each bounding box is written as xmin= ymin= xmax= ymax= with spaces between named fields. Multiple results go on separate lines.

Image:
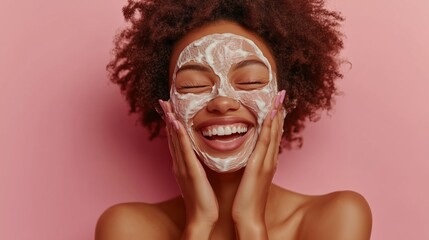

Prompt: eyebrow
xmin=232 ymin=59 xmax=268 ymax=71
xmin=175 ymin=59 xmax=268 ymax=74
xmin=176 ymin=64 xmax=212 ymax=74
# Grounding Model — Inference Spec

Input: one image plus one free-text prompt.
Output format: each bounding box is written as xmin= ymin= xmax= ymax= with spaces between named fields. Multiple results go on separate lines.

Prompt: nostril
xmin=206 ymin=96 xmax=240 ymax=114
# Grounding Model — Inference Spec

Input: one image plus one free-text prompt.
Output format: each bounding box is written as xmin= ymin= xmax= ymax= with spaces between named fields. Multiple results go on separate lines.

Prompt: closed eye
xmin=234 ymin=80 xmax=268 ymax=90
xmin=177 ymin=83 xmax=212 ymax=94
xmin=180 ymin=85 xmax=210 ymax=89
xmin=237 ymin=81 xmax=264 ymax=85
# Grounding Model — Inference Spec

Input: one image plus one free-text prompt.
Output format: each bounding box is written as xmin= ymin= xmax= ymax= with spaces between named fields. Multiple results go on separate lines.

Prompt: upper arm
xmin=95 ymin=203 xmax=177 ymax=240
xmin=301 ymin=191 xmax=372 ymax=240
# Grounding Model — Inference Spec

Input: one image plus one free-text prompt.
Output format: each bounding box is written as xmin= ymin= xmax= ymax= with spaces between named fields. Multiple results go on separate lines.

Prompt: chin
xmin=192 ymin=126 xmax=258 ymax=173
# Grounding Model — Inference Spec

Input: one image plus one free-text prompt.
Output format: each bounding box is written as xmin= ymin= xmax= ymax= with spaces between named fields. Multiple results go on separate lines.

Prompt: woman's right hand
xmin=159 ymin=100 xmax=219 ymax=240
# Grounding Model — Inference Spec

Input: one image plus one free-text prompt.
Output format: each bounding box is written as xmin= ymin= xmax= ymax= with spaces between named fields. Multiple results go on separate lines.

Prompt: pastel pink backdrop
xmin=0 ymin=0 xmax=428 ymax=239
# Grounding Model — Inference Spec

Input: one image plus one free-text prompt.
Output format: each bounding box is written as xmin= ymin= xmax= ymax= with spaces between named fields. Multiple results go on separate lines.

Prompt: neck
xmin=204 ymin=165 xmax=244 ymax=238
xmin=205 ymin=166 xmax=244 ymax=204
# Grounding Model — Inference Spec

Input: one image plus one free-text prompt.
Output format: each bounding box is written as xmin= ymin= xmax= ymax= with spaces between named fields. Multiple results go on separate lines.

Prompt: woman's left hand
xmin=232 ymin=90 xmax=286 ymax=239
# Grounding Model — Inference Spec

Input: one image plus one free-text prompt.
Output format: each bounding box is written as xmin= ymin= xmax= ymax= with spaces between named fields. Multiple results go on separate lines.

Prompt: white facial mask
xmin=170 ymin=33 xmax=279 ymax=172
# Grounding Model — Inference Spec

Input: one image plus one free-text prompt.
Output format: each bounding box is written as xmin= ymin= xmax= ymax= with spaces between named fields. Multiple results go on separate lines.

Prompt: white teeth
xmin=202 ymin=124 xmax=248 ymax=137
xmin=225 ymin=126 xmax=232 ymax=135
xmin=218 ymin=127 xmax=225 ymax=136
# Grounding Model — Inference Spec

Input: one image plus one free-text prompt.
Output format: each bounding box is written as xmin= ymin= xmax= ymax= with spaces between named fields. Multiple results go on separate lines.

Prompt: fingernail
xmin=279 ymin=90 xmax=286 ymax=104
xmin=271 ymin=109 xmax=277 ymax=120
xmin=173 ymin=120 xmax=180 ymax=131
xmin=274 ymin=93 xmax=281 ymax=108
xmin=167 ymin=112 xmax=175 ymax=123
xmin=158 ymin=99 xmax=166 ymax=113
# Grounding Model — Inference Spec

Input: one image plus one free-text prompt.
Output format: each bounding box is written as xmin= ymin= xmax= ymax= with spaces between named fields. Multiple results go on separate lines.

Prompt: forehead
xmin=169 ymin=21 xmax=277 ymax=81
xmin=176 ymin=33 xmax=267 ymax=69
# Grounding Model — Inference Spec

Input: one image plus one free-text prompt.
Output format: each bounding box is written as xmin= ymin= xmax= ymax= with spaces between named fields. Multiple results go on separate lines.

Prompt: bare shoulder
xmin=300 ymin=190 xmax=372 ymax=240
xmin=95 ymin=197 xmax=185 ymax=240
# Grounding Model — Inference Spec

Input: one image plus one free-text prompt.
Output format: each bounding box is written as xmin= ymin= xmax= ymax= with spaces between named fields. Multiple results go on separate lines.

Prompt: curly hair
xmin=107 ymin=0 xmax=344 ymax=148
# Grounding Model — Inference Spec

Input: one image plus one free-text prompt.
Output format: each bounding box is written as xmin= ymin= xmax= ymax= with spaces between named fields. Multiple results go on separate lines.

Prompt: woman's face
xmin=169 ymin=21 xmax=279 ymax=172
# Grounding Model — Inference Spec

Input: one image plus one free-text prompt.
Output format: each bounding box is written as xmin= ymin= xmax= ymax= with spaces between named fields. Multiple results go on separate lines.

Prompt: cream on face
xmin=170 ymin=33 xmax=278 ymax=172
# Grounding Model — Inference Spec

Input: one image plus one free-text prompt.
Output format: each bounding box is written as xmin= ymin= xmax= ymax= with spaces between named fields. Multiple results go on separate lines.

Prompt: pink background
xmin=1 ymin=0 xmax=428 ymax=239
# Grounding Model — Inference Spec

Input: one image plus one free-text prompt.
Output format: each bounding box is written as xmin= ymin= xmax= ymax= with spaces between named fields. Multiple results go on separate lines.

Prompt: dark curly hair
xmin=107 ymin=0 xmax=344 ymax=148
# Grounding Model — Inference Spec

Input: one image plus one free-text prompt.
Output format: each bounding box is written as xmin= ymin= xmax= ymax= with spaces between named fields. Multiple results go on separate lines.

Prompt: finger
xmin=164 ymin=101 xmax=187 ymax=169
xmin=165 ymin=113 xmax=181 ymax=175
xmin=173 ymin=119 xmax=206 ymax=179
xmin=263 ymin=108 xmax=281 ymax=171
xmin=278 ymin=90 xmax=286 ymax=109
xmin=246 ymin=93 xmax=279 ymax=169
xmin=165 ymin=100 xmax=174 ymax=113
xmin=160 ymin=100 xmax=185 ymax=176
xmin=276 ymin=107 xmax=285 ymax=143
xmin=267 ymin=91 xmax=286 ymax=167
xmin=166 ymin=113 xmax=189 ymax=175
xmin=274 ymin=92 xmax=286 ymax=154
xmin=270 ymin=90 xmax=286 ymax=152
xmin=159 ymin=100 xmax=174 ymax=156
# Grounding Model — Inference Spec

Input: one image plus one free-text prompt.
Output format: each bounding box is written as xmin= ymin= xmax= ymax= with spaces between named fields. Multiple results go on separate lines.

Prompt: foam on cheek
xmin=238 ymin=88 xmax=275 ymax=130
xmin=170 ymin=33 xmax=280 ymax=172
xmin=173 ymin=92 xmax=212 ymax=129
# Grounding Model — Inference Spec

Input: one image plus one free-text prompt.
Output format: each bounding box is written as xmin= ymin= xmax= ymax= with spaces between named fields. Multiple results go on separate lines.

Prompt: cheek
xmin=172 ymin=93 xmax=211 ymax=125
xmin=238 ymin=90 xmax=274 ymax=126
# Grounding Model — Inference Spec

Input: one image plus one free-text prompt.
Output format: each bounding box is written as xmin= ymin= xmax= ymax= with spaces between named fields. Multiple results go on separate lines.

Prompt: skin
xmin=95 ymin=21 xmax=372 ymax=240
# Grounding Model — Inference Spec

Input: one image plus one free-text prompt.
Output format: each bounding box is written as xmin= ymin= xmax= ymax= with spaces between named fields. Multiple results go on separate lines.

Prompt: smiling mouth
xmin=195 ymin=123 xmax=253 ymax=153
xmin=201 ymin=123 xmax=248 ymax=141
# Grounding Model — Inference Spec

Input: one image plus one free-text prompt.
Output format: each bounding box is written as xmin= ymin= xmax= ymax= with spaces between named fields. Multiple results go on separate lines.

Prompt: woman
xmin=96 ymin=0 xmax=372 ymax=239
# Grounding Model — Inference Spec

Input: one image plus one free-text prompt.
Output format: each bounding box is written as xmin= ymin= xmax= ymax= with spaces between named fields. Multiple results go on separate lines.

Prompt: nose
xmin=206 ymin=96 xmax=240 ymax=114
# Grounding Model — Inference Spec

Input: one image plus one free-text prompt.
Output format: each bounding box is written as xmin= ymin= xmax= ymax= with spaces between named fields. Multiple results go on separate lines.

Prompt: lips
xmin=194 ymin=117 xmax=254 ymax=152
